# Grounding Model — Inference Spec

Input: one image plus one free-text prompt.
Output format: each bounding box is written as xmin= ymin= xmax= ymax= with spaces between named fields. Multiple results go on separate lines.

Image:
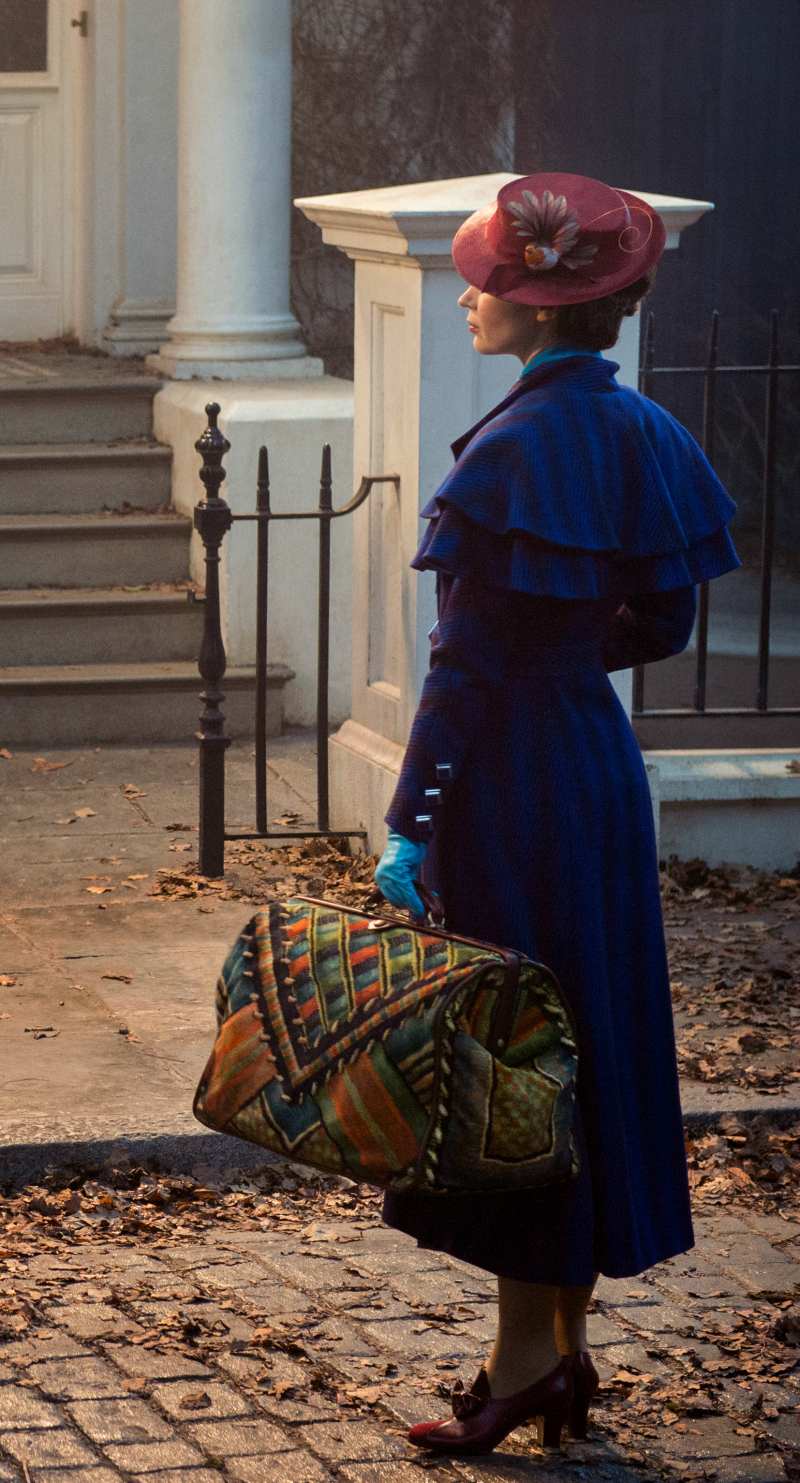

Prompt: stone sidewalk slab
xmin=0 ymin=738 xmax=317 ymax=1156
xmin=1 ymin=739 xmax=797 ymax=1180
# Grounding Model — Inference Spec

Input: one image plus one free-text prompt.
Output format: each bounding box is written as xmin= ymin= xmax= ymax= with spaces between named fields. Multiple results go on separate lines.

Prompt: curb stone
xmin=3 ymin=1102 xmax=800 ymax=1189
xmin=0 ymin=1132 xmax=282 ymax=1190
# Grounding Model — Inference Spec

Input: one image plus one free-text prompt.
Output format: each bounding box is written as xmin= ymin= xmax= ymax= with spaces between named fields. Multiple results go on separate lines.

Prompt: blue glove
xmin=374 ymin=829 xmax=427 ymax=916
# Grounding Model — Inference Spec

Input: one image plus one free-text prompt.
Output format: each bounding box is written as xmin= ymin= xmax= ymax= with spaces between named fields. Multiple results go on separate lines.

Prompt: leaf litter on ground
xmin=0 ymin=1139 xmax=799 ymax=1478
xmin=148 ymin=834 xmax=382 ymax=911
xmin=660 ymin=857 xmax=799 ymax=1098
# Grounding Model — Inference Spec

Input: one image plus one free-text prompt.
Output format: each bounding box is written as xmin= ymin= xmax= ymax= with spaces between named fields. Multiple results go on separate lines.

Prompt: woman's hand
xmin=374 ymin=830 xmax=427 ymax=916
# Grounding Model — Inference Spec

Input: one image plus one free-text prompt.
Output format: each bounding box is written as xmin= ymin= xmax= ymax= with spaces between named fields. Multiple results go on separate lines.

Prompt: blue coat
xmin=382 ymin=353 xmax=739 ymax=1283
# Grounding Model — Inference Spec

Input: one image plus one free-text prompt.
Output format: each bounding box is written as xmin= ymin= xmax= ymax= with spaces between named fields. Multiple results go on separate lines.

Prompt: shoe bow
xmin=450 ymin=1379 xmax=486 ymax=1420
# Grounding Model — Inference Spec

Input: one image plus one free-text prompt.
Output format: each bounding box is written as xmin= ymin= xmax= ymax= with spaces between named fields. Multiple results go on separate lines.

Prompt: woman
xmin=373 ymin=173 xmax=739 ymax=1456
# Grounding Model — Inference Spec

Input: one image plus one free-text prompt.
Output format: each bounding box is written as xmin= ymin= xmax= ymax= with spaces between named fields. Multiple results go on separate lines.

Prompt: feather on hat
xmin=453 ymin=173 xmax=665 ymax=304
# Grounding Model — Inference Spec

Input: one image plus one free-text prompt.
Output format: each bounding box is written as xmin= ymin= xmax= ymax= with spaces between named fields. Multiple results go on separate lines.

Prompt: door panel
xmin=0 ymin=0 xmax=48 ymax=73
xmin=0 ymin=109 xmax=38 ymax=275
xmin=0 ymin=0 xmax=66 ymax=340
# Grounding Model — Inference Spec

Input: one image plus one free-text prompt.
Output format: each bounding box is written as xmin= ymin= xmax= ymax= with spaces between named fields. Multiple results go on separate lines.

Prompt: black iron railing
xmin=634 ymin=310 xmax=800 ymax=721
xmin=193 ymin=402 xmax=399 ymax=877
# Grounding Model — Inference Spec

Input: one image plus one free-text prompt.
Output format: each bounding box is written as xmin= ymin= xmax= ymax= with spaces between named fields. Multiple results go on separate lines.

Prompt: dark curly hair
xmin=552 ymin=267 xmax=657 ymax=352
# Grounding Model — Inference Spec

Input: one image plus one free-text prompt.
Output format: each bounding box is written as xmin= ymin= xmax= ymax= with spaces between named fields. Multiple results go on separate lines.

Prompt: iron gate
xmin=192 ymin=401 xmax=398 ymax=877
xmin=634 ymin=309 xmax=800 ymax=722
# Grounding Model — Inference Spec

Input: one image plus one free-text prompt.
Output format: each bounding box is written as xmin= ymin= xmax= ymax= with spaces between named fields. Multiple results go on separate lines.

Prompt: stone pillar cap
xmin=296 ymin=173 xmax=713 ymax=264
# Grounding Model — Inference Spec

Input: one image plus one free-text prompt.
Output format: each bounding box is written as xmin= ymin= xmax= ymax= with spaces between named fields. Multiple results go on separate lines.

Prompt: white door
xmin=0 ymin=0 xmax=74 ymax=340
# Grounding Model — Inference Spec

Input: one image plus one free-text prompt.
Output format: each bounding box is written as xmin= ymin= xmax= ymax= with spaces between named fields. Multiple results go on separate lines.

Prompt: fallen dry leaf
xmin=0 ymin=976 xmax=16 ymax=987
xmin=0 ymin=1014 xmax=10 ymax=1021
xmin=179 ymin=1390 xmax=212 ymax=1410
xmin=102 ymin=973 xmax=133 ymax=984
xmin=346 ymin=1384 xmax=384 ymax=1403
xmin=87 ymin=886 xmax=113 ymax=895
xmin=29 ymin=1195 xmax=62 ymax=1217
xmin=73 ymin=808 xmax=97 ymax=819
xmin=0 ymin=749 xmax=11 ymax=759
xmin=30 ymin=758 xmax=73 ymax=773
xmin=128 ymin=874 xmax=149 ymax=880
xmin=270 ymin=1381 xmax=297 ymax=1399
xmin=123 ymin=784 xmax=146 ymax=797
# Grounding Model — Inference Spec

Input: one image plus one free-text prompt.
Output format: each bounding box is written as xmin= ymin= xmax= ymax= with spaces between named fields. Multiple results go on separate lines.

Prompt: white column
xmin=297 ymin=176 xmax=713 ymax=850
xmin=100 ymin=0 xmax=179 ymax=355
xmin=149 ymin=0 xmax=320 ymax=380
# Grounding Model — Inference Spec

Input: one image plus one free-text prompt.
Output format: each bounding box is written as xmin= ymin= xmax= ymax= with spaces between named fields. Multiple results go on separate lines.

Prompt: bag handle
xmin=412 ymin=880 xmax=445 ymax=926
xmin=346 ymin=887 xmax=520 ymax=1054
xmin=414 ymin=882 xmax=517 ymax=1055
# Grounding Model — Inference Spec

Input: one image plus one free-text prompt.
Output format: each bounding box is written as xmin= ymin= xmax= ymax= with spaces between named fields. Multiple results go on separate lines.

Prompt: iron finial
xmin=195 ymin=402 xmax=231 ymax=503
xmin=319 ymin=442 xmax=333 ymax=512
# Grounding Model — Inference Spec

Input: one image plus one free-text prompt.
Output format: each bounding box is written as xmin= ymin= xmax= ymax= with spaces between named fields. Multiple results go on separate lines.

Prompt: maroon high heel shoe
xmin=568 ymin=1350 xmax=599 ymax=1439
xmin=407 ymin=1359 xmax=573 ymax=1456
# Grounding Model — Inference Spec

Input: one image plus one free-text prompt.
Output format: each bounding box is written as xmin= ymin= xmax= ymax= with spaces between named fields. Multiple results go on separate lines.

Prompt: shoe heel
xmin=535 ymin=1406 xmax=568 ymax=1450
xmin=570 ymin=1397 xmax=590 ymax=1440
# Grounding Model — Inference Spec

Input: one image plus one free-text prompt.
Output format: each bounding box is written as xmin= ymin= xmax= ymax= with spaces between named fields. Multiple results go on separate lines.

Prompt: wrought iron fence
xmin=192 ymin=402 xmax=398 ymax=877
xmin=634 ymin=309 xmax=800 ymax=721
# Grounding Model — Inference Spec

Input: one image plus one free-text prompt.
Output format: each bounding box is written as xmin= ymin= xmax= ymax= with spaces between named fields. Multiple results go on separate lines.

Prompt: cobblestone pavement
xmin=1 ymin=1161 xmax=800 ymax=1483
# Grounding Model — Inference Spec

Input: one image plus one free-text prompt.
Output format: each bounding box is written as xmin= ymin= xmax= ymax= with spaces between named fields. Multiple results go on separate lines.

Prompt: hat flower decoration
xmin=507 ymin=188 xmax=599 ymax=273
xmin=452 ymin=172 xmax=667 ymax=306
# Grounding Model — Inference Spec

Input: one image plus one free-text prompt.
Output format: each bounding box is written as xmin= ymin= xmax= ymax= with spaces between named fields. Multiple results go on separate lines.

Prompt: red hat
xmin=453 ymin=173 xmax=666 ymax=305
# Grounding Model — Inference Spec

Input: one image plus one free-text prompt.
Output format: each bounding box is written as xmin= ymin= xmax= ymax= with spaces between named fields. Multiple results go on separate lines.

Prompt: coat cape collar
xmin=451 ymin=354 xmax=619 ymax=462
xmin=413 ymin=350 xmax=739 ymax=596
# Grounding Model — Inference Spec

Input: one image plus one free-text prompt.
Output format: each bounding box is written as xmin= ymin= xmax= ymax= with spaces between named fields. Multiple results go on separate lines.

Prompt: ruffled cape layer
xmin=412 ymin=355 xmax=739 ymax=599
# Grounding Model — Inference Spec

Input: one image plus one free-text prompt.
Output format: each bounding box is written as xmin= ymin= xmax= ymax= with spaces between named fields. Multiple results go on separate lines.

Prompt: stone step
xmin=0 ymin=377 xmax=162 ymax=444
xmin=0 ymin=441 xmax=173 ymax=514
xmin=0 ymin=662 xmax=294 ymax=746
xmin=0 ymin=587 xmax=205 ymax=667
xmin=634 ymin=647 xmax=800 ymax=751
xmin=647 ymin=748 xmax=800 ymax=873
xmin=0 ymin=512 xmax=191 ymax=588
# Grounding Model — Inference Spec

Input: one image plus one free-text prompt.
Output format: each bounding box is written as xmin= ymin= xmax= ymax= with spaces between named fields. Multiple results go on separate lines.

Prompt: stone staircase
xmin=0 ymin=355 xmax=288 ymax=747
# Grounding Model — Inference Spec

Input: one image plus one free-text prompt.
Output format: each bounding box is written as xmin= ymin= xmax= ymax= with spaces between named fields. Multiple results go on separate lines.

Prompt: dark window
xmin=0 ymin=0 xmax=48 ymax=73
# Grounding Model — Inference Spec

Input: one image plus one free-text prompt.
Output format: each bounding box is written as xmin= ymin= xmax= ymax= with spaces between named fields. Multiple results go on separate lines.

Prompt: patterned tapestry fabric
xmin=194 ymin=898 xmax=578 ymax=1194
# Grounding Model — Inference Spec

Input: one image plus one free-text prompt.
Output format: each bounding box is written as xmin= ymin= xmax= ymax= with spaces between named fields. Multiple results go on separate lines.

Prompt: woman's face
xmin=457 ymin=284 xmax=556 ymax=363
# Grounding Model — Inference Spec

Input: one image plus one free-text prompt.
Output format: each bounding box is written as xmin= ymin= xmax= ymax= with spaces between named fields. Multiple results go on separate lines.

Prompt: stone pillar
xmin=149 ymin=0 xmax=320 ymax=380
xmin=297 ymin=175 xmax=713 ymax=849
xmin=150 ymin=0 xmax=354 ymax=732
xmin=101 ymin=0 xmax=179 ymax=356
